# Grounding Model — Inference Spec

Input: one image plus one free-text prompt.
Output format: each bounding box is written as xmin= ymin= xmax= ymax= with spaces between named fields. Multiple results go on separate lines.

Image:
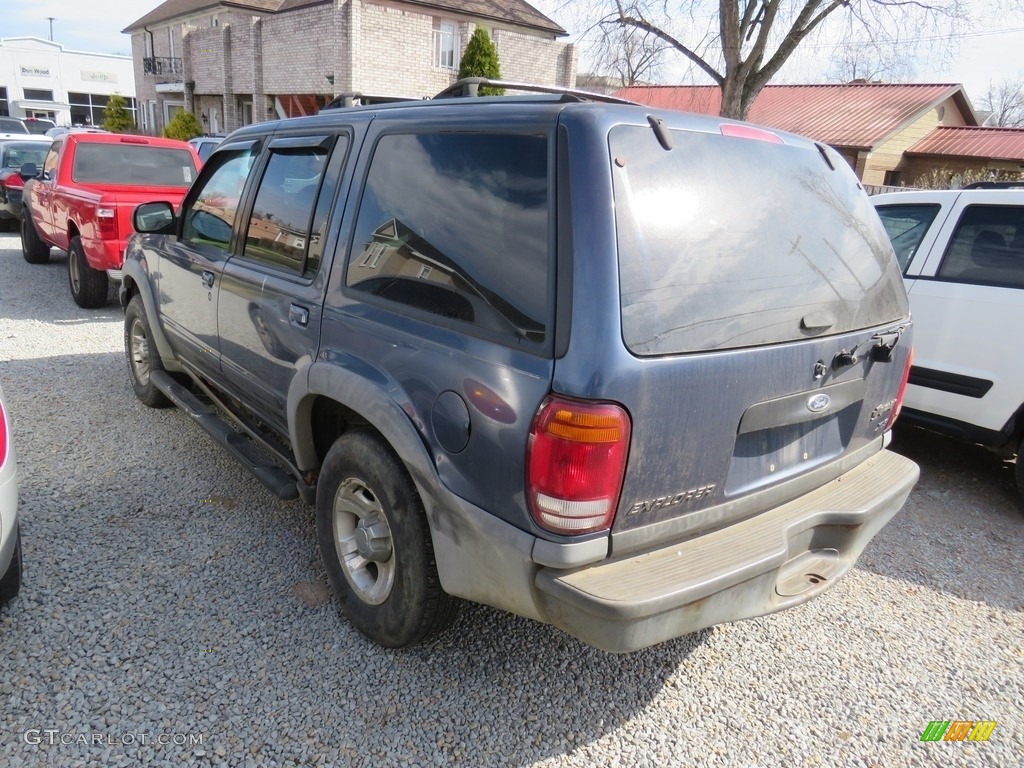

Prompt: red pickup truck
xmin=20 ymin=133 xmax=201 ymax=308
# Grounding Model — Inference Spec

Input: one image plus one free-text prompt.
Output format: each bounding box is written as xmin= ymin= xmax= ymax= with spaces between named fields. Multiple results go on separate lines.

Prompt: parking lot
xmin=0 ymin=232 xmax=1021 ymax=767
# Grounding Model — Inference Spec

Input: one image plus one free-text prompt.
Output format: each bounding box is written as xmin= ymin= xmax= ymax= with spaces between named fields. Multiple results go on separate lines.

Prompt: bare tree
xmin=592 ymin=21 xmax=667 ymax=86
xmin=608 ymin=1 xmax=969 ymax=118
xmin=978 ymin=79 xmax=1024 ymax=127
xmin=825 ymin=42 xmax=915 ymax=84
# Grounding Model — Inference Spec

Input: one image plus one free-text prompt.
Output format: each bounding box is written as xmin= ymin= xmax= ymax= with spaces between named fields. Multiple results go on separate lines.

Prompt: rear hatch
xmin=596 ymin=119 xmax=911 ymax=546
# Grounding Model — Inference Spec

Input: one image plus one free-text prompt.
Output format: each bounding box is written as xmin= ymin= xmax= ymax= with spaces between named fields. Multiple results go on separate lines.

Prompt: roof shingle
xmin=614 ymin=83 xmax=979 ymax=150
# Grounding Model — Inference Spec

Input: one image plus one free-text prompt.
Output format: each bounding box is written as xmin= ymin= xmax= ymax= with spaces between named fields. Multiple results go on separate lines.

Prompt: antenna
xmin=46 ymin=17 xmax=56 ymax=41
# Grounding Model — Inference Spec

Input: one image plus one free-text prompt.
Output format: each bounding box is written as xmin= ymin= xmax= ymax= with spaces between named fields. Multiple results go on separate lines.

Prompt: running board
xmin=151 ymin=370 xmax=299 ymax=500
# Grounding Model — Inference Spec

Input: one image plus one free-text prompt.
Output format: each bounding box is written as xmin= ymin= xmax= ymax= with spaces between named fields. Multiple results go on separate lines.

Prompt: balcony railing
xmin=143 ymin=57 xmax=183 ymax=76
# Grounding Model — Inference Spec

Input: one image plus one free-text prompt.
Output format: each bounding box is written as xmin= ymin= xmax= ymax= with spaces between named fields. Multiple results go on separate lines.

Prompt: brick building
xmin=123 ymin=0 xmax=575 ymax=137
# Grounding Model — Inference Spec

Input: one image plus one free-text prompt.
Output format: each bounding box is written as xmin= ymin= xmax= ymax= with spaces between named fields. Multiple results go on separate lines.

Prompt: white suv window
xmin=935 ymin=205 xmax=1024 ymax=288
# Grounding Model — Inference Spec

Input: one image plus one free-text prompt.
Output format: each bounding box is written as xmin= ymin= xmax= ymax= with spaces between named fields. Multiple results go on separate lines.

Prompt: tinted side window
xmin=346 ymin=132 xmax=549 ymax=344
xmin=936 ymin=205 xmax=1024 ymax=288
xmin=182 ymin=149 xmax=256 ymax=252
xmin=242 ymin=146 xmax=330 ymax=274
xmin=874 ymin=204 xmax=941 ymax=272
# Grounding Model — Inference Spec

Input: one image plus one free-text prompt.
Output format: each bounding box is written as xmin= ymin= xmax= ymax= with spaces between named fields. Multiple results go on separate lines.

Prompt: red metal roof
xmin=906 ymin=126 xmax=1024 ymax=161
xmin=614 ymin=83 xmax=978 ymax=149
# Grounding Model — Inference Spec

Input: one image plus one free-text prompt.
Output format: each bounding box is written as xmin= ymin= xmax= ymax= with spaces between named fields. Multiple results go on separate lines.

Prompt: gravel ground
xmin=0 ymin=231 xmax=1021 ymax=768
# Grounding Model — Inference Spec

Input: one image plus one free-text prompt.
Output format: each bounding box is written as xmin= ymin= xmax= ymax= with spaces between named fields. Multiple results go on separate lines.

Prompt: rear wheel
xmin=68 ymin=236 xmax=108 ymax=308
xmin=0 ymin=527 xmax=22 ymax=606
xmin=20 ymin=211 xmax=49 ymax=264
xmin=124 ymin=295 xmax=171 ymax=408
xmin=316 ymin=430 xmax=457 ymax=647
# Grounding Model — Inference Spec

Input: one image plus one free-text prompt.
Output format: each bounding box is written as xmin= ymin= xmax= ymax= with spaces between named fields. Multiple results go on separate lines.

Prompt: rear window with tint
xmin=72 ymin=143 xmax=197 ymax=187
xmin=612 ymin=126 xmax=907 ymax=355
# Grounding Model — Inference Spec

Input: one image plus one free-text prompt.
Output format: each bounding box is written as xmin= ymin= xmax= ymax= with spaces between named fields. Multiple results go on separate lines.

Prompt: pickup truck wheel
xmin=124 ymin=295 xmax=171 ymax=408
xmin=316 ymin=430 xmax=457 ymax=647
xmin=68 ymin=236 xmax=108 ymax=308
xmin=20 ymin=211 xmax=50 ymax=264
xmin=0 ymin=527 xmax=22 ymax=606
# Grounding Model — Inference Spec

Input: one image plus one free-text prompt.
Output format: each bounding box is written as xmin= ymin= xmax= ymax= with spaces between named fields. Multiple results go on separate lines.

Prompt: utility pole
xmin=46 ymin=17 xmax=55 ymax=42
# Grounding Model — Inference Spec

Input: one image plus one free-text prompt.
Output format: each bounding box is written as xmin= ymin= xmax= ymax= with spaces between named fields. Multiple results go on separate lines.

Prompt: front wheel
xmin=20 ymin=211 xmax=49 ymax=264
xmin=316 ymin=430 xmax=457 ymax=647
xmin=68 ymin=236 xmax=108 ymax=308
xmin=124 ymin=295 xmax=171 ymax=408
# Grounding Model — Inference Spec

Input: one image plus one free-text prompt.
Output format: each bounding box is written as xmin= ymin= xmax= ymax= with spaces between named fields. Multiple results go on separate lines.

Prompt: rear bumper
xmin=533 ymin=449 xmax=918 ymax=652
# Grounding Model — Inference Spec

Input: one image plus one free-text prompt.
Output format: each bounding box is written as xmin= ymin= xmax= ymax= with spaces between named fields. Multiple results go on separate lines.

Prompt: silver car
xmin=0 ymin=380 xmax=21 ymax=606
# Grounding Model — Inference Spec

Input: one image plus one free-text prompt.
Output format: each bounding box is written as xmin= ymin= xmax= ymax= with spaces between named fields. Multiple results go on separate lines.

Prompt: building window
xmin=23 ymin=89 xmax=55 ymax=102
xmin=883 ymin=170 xmax=902 ymax=187
xmin=0 ymin=87 xmax=8 ymax=116
xmin=433 ymin=21 xmax=458 ymax=70
xmin=68 ymin=92 xmax=135 ymax=127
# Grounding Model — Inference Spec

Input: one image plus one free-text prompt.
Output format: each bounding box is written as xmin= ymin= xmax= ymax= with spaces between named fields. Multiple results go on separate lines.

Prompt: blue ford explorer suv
xmin=119 ymin=80 xmax=918 ymax=652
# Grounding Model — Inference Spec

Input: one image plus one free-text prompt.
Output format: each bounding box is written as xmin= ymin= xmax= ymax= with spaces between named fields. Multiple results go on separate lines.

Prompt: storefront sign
xmin=20 ymin=65 xmax=50 ymax=77
xmin=81 ymin=71 xmax=118 ymax=83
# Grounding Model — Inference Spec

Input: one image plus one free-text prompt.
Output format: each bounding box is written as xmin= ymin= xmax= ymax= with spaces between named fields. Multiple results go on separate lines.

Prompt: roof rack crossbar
xmin=433 ymin=77 xmax=639 ymax=106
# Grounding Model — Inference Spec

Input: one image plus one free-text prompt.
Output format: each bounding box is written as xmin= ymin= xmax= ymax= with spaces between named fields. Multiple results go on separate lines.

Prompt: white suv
xmin=873 ymin=187 xmax=1024 ymax=499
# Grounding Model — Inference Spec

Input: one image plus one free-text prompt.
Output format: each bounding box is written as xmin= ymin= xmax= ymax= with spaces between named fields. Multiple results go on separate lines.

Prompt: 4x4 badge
xmin=807 ymin=393 xmax=831 ymax=413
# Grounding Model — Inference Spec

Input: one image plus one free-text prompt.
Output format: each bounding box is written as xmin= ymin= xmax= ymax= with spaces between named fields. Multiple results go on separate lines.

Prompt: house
xmin=123 ymin=0 xmax=575 ymax=137
xmin=615 ymin=83 xmax=1024 ymax=187
xmin=0 ymin=37 xmax=137 ymax=126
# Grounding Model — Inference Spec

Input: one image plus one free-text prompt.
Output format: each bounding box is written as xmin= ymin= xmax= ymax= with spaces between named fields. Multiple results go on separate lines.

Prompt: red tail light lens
xmin=3 ymin=174 xmax=24 ymax=189
xmin=97 ymin=207 xmax=117 ymax=239
xmin=886 ymin=348 xmax=914 ymax=430
xmin=526 ymin=396 xmax=631 ymax=535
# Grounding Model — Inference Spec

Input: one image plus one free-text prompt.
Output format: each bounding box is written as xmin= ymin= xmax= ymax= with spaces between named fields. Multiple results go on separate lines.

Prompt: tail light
xmin=526 ymin=396 xmax=631 ymax=535
xmin=886 ymin=348 xmax=914 ymax=430
xmin=720 ymin=123 xmax=784 ymax=144
xmin=0 ymin=400 xmax=8 ymax=470
xmin=97 ymin=207 xmax=118 ymax=239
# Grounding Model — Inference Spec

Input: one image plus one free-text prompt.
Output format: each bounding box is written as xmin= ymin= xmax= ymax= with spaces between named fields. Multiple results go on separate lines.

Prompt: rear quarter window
xmin=874 ymin=204 xmax=941 ymax=271
xmin=612 ymin=126 xmax=907 ymax=355
xmin=346 ymin=131 xmax=550 ymax=346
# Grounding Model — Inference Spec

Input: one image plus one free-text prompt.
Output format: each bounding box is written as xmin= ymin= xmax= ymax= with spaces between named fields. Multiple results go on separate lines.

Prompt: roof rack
xmin=320 ymin=92 xmax=419 ymax=112
xmin=962 ymin=181 xmax=1024 ymax=190
xmin=433 ymin=77 xmax=639 ymax=106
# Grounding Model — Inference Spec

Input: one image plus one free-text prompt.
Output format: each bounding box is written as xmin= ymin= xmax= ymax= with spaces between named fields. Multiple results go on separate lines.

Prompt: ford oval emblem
xmin=807 ymin=393 xmax=831 ymax=413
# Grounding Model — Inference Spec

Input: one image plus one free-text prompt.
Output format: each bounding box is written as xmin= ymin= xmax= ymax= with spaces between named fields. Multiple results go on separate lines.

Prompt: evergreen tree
xmin=458 ymin=27 xmax=504 ymax=96
xmin=163 ymin=110 xmax=203 ymax=141
xmin=102 ymin=93 xmax=136 ymax=133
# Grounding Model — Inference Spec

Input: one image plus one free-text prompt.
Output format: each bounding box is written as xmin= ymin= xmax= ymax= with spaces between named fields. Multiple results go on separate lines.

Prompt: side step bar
xmin=151 ymin=370 xmax=299 ymax=500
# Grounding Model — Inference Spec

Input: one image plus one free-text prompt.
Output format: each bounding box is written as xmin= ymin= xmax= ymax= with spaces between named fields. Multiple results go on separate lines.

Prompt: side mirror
xmin=133 ymin=201 xmax=177 ymax=235
xmin=18 ymin=162 xmax=39 ymax=181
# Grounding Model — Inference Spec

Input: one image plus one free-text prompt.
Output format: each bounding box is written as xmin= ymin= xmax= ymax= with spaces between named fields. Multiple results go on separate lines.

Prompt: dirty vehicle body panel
xmin=121 ymin=93 xmax=917 ymax=652
xmin=22 ymin=133 xmax=199 ymax=276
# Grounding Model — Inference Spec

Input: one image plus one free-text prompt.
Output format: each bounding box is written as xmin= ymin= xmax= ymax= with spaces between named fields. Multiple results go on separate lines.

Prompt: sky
xmin=3 ymin=0 xmax=1023 ymax=110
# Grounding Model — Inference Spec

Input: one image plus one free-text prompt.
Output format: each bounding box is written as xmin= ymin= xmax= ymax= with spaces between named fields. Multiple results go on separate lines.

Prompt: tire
xmin=124 ymin=294 xmax=171 ymax=408
xmin=316 ymin=430 xmax=457 ymax=647
xmin=0 ymin=527 xmax=22 ymax=606
xmin=68 ymin=236 xmax=109 ymax=308
xmin=20 ymin=210 xmax=50 ymax=264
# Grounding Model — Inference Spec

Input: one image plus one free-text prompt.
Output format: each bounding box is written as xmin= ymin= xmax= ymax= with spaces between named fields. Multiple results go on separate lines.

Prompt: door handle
xmin=201 ymin=270 xmax=215 ymax=289
xmin=289 ymin=304 xmax=309 ymax=327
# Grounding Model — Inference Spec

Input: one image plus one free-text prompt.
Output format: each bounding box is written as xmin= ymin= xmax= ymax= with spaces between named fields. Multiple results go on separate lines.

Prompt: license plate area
xmin=725 ymin=403 xmax=859 ymax=496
